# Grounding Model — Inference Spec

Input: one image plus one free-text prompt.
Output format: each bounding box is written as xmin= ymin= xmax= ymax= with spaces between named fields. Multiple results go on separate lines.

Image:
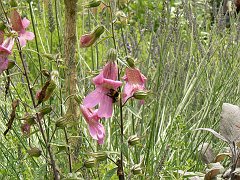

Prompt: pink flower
xmin=80 ymin=105 xmax=105 ymax=144
xmin=80 ymin=34 xmax=95 ymax=48
xmin=0 ymin=37 xmax=15 ymax=74
xmin=122 ymin=67 xmax=147 ymax=103
xmin=80 ymin=26 xmax=104 ymax=48
xmin=10 ymin=10 xmax=34 ymax=47
xmin=83 ymin=61 xmax=122 ymax=118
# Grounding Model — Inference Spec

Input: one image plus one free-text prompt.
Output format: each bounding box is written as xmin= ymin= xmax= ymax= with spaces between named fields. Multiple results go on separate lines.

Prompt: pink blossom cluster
xmin=0 ymin=10 xmax=34 ymax=74
xmin=79 ymin=49 xmax=147 ymax=144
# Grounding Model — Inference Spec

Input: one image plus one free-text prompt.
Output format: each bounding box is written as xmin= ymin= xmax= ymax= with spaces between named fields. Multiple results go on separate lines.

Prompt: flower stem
xmin=16 ymin=41 xmax=60 ymax=180
xmin=28 ymin=1 xmax=43 ymax=85
xmin=109 ymin=4 xmax=125 ymax=180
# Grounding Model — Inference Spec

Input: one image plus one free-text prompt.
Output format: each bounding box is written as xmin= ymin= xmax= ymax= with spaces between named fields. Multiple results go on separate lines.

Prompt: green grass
xmin=0 ymin=0 xmax=239 ymax=179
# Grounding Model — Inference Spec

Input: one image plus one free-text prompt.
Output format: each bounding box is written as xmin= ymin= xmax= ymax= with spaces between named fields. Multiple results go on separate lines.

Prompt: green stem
xmin=17 ymin=40 xmax=59 ymax=179
xmin=28 ymin=1 xmax=43 ymax=85
xmin=109 ymin=4 xmax=125 ymax=180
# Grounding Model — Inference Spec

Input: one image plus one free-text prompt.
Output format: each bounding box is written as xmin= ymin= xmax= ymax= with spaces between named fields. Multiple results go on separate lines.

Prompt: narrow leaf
xmin=195 ymin=128 xmax=229 ymax=143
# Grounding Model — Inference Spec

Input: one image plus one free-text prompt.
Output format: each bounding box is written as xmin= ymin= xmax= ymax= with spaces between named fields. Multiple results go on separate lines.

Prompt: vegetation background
xmin=0 ymin=0 xmax=239 ymax=179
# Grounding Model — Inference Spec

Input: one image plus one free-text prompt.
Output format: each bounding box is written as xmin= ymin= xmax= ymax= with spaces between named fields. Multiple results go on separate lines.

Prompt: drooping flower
xmin=122 ymin=67 xmax=147 ymax=103
xmin=0 ymin=37 xmax=15 ymax=74
xmin=80 ymin=26 xmax=104 ymax=48
xmin=83 ymin=61 xmax=122 ymax=118
xmin=80 ymin=105 xmax=105 ymax=144
xmin=36 ymin=71 xmax=58 ymax=106
xmin=10 ymin=10 xmax=34 ymax=47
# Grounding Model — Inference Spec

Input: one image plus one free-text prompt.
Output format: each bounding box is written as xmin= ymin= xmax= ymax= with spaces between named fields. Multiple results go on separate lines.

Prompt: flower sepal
xmin=133 ymin=90 xmax=148 ymax=100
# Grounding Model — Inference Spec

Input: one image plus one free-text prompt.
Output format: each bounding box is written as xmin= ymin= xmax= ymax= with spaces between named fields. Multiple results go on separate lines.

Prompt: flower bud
xmin=84 ymin=157 xmax=96 ymax=168
xmin=27 ymin=147 xmax=42 ymax=157
xmin=84 ymin=0 xmax=102 ymax=8
xmin=38 ymin=105 xmax=52 ymax=115
xmin=55 ymin=117 xmax=68 ymax=129
xmin=43 ymin=53 xmax=55 ymax=60
xmin=126 ymin=56 xmax=135 ymax=68
xmin=131 ymin=164 xmax=142 ymax=175
xmin=7 ymin=60 xmax=15 ymax=70
xmin=21 ymin=123 xmax=31 ymax=136
xmin=133 ymin=90 xmax=148 ymax=100
xmin=93 ymin=26 xmax=104 ymax=37
xmin=91 ymin=152 xmax=107 ymax=162
xmin=107 ymin=48 xmax=117 ymax=62
xmin=80 ymin=26 xmax=105 ymax=48
xmin=128 ymin=135 xmax=140 ymax=146
xmin=10 ymin=0 xmax=18 ymax=7
xmin=36 ymin=79 xmax=57 ymax=106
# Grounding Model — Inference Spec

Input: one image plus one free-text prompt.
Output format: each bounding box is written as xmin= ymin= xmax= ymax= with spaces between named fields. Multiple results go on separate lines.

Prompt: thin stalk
xmin=109 ymin=4 xmax=125 ymax=180
xmin=16 ymin=40 xmax=59 ymax=179
xmin=54 ymin=0 xmax=72 ymax=171
xmin=0 ymin=5 xmax=54 ymax=173
xmin=54 ymin=0 xmax=62 ymax=50
xmin=64 ymin=128 xmax=72 ymax=173
xmin=28 ymin=1 xmax=43 ymax=85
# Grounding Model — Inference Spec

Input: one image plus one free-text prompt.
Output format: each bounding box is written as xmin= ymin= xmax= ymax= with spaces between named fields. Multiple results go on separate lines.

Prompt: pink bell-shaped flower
xmin=0 ymin=37 xmax=15 ymax=74
xmin=83 ymin=61 xmax=122 ymax=118
xmin=80 ymin=26 xmax=104 ymax=48
xmin=80 ymin=105 xmax=105 ymax=144
xmin=10 ymin=10 xmax=34 ymax=47
xmin=122 ymin=67 xmax=147 ymax=103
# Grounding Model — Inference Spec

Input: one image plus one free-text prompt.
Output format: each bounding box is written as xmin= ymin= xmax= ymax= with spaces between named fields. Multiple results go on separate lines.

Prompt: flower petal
xmin=22 ymin=18 xmax=30 ymax=29
xmin=96 ymin=122 xmax=105 ymax=144
xmin=123 ymin=82 xmax=134 ymax=103
xmin=92 ymin=72 xmax=104 ymax=85
xmin=80 ymin=34 xmax=95 ymax=48
xmin=126 ymin=68 xmax=144 ymax=84
xmin=103 ymin=61 xmax=118 ymax=80
xmin=21 ymin=31 xmax=35 ymax=41
xmin=10 ymin=10 xmax=24 ymax=32
xmin=103 ymin=79 xmax=122 ymax=89
xmin=0 ymin=37 xmax=15 ymax=54
xmin=98 ymin=95 xmax=113 ymax=118
xmin=0 ymin=56 xmax=9 ymax=74
xmin=83 ymin=88 xmax=103 ymax=108
xmin=18 ymin=36 xmax=27 ymax=47
xmin=88 ymin=122 xmax=98 ymax=140
xmin=122 ymin=67 xmax=147 ymax=104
